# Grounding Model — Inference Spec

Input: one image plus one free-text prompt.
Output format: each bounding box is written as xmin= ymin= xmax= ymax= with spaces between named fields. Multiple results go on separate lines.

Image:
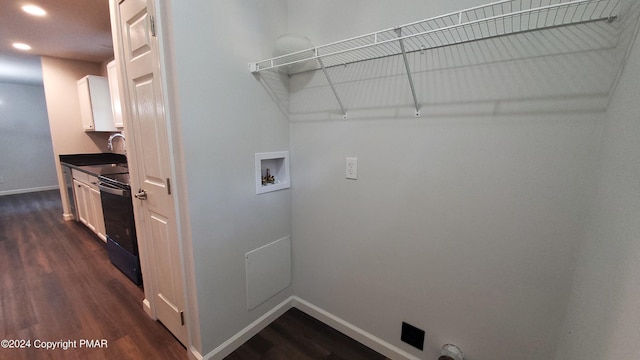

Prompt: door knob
xmin=134 ymin=189 xmax=147 ymax=200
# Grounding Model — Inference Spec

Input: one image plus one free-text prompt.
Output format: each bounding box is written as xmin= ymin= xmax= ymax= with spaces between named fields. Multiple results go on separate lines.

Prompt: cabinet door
xmin=89 ymin=185 xmax=107 ymax=242
xmin=77 ymin=75 xmax=117 ymax=132
xmin=77 ymin=78 xmax=95 ymax=131
xmin=107 ymin=61 xmax=124 ymax=129
xmin=73 ymin=180 xmax=90 ymax=226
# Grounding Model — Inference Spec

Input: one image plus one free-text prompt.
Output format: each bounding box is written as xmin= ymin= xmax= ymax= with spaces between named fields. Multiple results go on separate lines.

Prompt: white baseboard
xmin=292 ymin=297 xmax=420 ymax=360
xmin=203 ymin=296 xmax=293 ymax=360
xmin=63 ymin=213 xmax=75 ymax=221
xmin=188 ymin=346 xmax=203 ymax=360
xmin=142 ymin=298 xmax=154 ymax=319
xmin=0 ymin=185 xmax=59 ymax=197
xmin=199 ymin=296 xmax=418 ymax=360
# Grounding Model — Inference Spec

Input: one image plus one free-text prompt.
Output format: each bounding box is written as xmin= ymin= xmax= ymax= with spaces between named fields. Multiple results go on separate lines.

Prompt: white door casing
xmin=113 ymin=0 xmax=187 ymax=345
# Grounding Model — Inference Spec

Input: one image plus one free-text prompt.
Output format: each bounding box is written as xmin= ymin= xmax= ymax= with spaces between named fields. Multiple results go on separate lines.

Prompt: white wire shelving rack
xmin=249 ymin=0 xmax=623 ymax=118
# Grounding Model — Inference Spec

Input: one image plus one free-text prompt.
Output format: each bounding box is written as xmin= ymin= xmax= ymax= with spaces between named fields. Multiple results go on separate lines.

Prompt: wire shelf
xmin=249 ymin=0 xmax=621 ymax=74
xmin=249 ymin=0 xmax=624 ymax=118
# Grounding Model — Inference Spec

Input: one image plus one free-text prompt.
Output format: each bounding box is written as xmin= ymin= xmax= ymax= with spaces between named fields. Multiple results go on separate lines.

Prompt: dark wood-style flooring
xmin=226 ymin=308 xmax=390 ymax=360
xmin=0 ymin=190 xmax=186 ymax=359
xmin=1 ymin=190 xmax=389 ymax=360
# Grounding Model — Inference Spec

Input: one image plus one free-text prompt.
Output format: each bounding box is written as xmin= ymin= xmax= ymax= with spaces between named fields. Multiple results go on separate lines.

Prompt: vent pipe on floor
xmin=438 ymin=344 xmax=463 ymax=360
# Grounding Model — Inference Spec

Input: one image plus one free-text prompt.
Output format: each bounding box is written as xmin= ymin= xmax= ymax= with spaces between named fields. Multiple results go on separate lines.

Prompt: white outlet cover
xmin=346 ymin=157 xmax=358 ymax=180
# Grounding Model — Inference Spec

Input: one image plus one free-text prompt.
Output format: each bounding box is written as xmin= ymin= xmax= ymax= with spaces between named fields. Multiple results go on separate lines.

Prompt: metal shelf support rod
xmin=318 ymin=57 xmax=348 ymax=119
xmin=396 ymin=28 xmax=421 ymax=117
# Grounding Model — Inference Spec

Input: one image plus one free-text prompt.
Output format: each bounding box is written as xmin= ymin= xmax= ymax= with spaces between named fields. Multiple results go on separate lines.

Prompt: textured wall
xmin=287 ymin=0 xmax=617 ymax=359
xmin=0 ymin=81 xmax=57 ymax=195
xmin=554 ymin=11 xmax=640 ymax=360
xmin=164 ymin=0 xmax=292 ymax=355
xmin=41 ymin=56 xmax=113 ymax=216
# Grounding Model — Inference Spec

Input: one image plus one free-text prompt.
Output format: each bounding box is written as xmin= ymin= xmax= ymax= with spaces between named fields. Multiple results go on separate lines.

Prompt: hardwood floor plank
xmin=0 ymin=190 xmax=186 ymax=360
xmin=225 ymin=308 xmax=390 ymax=360
xmin=0 ymin=279 xmax=38 ymax=335
xmin=265 ymin=319 xmax=332 ymax=359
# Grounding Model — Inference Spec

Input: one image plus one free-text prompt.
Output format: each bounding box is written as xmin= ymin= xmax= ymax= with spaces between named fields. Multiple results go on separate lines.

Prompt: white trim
xmin=0 ymin=185 xmax=59 ymax=197
xmin=153 ymin=0 xmax=202 ymax=353
xmin=142 ymin=298 xmax=154 ymax=319
xmin=292 ymin=297 xmax=421 ymax=360
xmin=188 ymin=346 xmax=203 ymax=360
xmin=200 ymin=296 xmax=419 ymax=360
xmin=202 ymin=296 xmax=294 ymax=360
xmin=63 ymin=213 xmax=75 ymax=221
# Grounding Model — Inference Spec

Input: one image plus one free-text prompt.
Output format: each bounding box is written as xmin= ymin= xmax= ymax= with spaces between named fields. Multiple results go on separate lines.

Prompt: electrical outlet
xmin=401 ymin=322 xmax=425 ymax=350
xmin=346 ymin=157 xmax=358 ymax=180
xmin=0 ymin=176 xmax=4 ymax=184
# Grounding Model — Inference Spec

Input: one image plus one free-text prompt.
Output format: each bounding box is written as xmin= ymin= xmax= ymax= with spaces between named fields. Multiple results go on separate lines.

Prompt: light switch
xmin=346 ymin=157 xmax=358 ymax=180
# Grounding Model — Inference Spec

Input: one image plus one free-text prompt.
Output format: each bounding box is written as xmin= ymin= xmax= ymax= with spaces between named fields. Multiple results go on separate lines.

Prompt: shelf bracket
xmin=395 ymin=27 xmax=421 ymax=117
xmin=318 ymin=57 xmax=348 ymax=119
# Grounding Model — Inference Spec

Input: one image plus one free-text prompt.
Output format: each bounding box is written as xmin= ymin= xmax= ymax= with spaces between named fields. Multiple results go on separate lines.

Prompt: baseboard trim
xmin=142 ymin=298 xmax=154 ymax=319
xmin=292 ymin=296 xmax=420 ymax=360
xmin=199 ymin=295 xmax=418 ymax=360
xmin=0 ymin=185 xmax=59 ymax=197
xmin=203 ymin=296 xmax=294 ymax=360
xmin=62 ymin=213 xmax=75 ymax=221
xmin=188 ymin=346 xmax=203 ymax=360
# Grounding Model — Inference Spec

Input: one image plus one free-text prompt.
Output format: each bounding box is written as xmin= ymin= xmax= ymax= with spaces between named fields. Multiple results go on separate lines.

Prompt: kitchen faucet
xmin=108 ymin=133 xmax=126 ymax=152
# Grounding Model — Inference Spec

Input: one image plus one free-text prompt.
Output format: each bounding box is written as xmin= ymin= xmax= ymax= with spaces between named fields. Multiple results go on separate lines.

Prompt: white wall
xmin=554 ymin=14 xmax=640 ymax=360
xmin=287 ymin=1 xmax=612 ymax=359
xmin=155 ymin=0 xmax=638 ymax=358
xmin=163 ymin=0 xmax=292 ymax=355
xmin=41 ymin=56 xmax=114 ymax=217
xmin=0 ymin=81 xmax=58 ymax=195
xmin=291 ymin=115 xmax=601 ymax=360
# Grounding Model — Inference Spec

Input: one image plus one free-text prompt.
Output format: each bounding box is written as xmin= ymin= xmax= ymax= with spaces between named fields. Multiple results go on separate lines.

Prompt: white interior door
xmin=117 ymin=0 xmax=186 ymax=345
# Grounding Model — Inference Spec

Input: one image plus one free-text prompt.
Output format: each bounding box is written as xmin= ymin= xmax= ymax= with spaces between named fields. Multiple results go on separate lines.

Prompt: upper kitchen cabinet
xmin=77 ymin=75 xmax=117 ymax=132
xmin=107 ymin=61 xmax=124 ymax=129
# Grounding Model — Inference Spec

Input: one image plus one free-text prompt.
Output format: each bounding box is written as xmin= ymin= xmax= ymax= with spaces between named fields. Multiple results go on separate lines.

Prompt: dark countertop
xmin=73 ymin=163 xmax=129 ymax=177
xmin=60 ymin=153 xmax=127 ymax=166
xmin=60 ymin=153 xmax=128 ymax=177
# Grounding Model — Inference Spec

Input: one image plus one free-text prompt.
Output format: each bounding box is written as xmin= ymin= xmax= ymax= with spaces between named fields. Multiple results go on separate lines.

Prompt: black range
xmin=59 ymin=153 xmax=141 ymax=286
xmin=98 ymin=171 xmax=142 ymax=286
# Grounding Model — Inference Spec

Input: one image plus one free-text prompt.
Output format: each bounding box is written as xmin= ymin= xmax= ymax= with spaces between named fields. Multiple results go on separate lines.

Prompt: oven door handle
xmin=98 ymin=183 xmax=129 ymax=197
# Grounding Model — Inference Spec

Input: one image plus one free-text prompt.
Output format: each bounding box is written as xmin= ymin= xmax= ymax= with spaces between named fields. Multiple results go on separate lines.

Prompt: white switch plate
xmin=346 ymin=157 xmax=358 ymax=180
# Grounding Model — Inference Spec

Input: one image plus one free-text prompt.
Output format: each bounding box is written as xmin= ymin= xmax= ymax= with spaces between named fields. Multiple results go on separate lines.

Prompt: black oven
xmin=98 ymin=173 xmax=142 ymax=285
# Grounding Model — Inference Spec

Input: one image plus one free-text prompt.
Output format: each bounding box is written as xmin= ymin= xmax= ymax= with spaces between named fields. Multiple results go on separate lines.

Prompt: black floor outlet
xmin=401 ymin=322 xmax=425 ymax=350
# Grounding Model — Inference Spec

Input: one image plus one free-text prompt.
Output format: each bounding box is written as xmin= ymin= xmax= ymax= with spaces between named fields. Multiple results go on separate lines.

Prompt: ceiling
xmin=0 ymin=0 xmax=113 ymax=85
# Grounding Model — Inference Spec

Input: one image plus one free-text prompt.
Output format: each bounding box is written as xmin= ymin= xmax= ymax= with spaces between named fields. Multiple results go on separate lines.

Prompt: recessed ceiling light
xmin=13 ymin=43 xmax=32 ymax=51
xmin=22 ymin=4 xmax=47 ymax=16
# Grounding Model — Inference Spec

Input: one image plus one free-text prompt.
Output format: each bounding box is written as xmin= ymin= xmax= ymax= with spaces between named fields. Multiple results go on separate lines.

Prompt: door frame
xmin=109 ymin=0 xmax=202 ymax=358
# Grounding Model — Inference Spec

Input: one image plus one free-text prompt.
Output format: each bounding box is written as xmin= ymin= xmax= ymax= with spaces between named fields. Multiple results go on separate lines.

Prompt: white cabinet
xmin=106 ymin=61 xmax=124 ymax=129
xmin=77 ymin=75 xmax=117 ymax=132
xmin=89 ymin=185 xmax=106 ymax=240
xmin=72 ymin=170 xmax=106 ymax=242
xmin=73 ymin=179 xmax=90 ymax=226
